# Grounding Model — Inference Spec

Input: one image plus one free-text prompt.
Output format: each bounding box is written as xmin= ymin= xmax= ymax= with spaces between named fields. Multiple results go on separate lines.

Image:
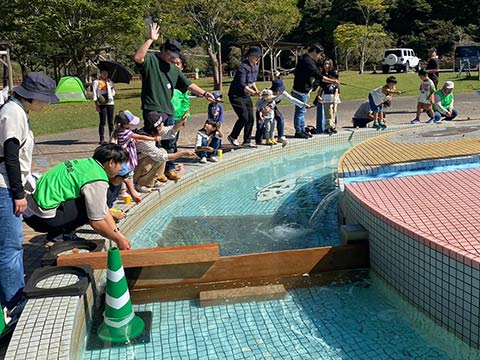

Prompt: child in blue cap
xmin=207 ymin=92 xmax=224 ymax=124
xmin=255 ymin=79 xmax=310 ymax=145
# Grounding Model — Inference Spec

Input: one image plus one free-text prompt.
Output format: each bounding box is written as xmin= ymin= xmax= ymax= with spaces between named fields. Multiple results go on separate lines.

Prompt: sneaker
xmin=266 ymin=139 xmax=274 ymax=145
xmin=331 ymin=128 xmax=338 ymax=134
xmin=165 ymin=170 xmax=181 ymax=181
xmin=135 ymin=184 xmax=152 ymax=193
xmin=208 ymin=156 xmax=219 ymax=162
xmin=255 ymin=141 xmax=263 ymax=146
xmin=277 ymin=137 xmax=288 ymax=144
xmin=242 ymin=142 xmax=257 ymax=148
xmin=227 ymin=135 xmax=240 ymax=146
xmin=410 ymin=118 xmax=420 ymax=124
xmin=373 ymin=121 xmax=380 ymax=128
xmin=271 ymin=138 xmax=278 ymax=145
xmin=294 ymin=131 xmax=309 ymax=139
xmin=200 ymin=157 xmax=207 ymax=164
xmin=152 ymin=181 xmax=164 ymax=189
xmin=62 ymin=232 xmax=86 ymax=241
xmin=156 ymin=174 xmax=168 ymax=183
xmin=379 ymin=121 xmax=386 ymax=129
xmin=426 ymin=118 xmax=436 ymax=124
xmin=304 ymin=130 xmax=313 ymax=138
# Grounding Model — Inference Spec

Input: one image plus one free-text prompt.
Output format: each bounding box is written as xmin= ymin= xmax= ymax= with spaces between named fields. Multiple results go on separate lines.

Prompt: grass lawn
xmin=29 ymin=71 xmax=480 ymax=135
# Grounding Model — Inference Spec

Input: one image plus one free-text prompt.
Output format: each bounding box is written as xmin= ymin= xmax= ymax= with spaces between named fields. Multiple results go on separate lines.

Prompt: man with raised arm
xmin=134 ymin=23 xmax=215 ymax=181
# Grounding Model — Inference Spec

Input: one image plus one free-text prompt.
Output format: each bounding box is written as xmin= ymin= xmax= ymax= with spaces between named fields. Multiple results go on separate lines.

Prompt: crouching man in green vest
xmin=432 ymin=81 xmax=458 ymax=123
xmin=23 ymin=144 xmax=131 ymax=250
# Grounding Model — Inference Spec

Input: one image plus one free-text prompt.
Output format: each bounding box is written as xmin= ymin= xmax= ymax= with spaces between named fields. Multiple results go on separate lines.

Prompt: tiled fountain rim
xmin=343 ymin=173 xmax=480 ymax=271
xmin=5 ymin=123 xmax=422 ymax=360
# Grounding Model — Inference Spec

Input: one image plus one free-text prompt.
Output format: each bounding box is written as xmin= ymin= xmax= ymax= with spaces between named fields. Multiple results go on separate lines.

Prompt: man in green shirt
xmin=24 ymin=144 xmax=132 ymax=250
xmin=134 ymin=23 xmax=215 ymax=181
xmin=433 ymin=81 xmax=458 ymax=123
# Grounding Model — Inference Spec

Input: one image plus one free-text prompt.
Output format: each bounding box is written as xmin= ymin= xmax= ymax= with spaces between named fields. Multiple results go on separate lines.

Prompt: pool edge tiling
xmin=340 ymin=125 xmax=480 ymax=349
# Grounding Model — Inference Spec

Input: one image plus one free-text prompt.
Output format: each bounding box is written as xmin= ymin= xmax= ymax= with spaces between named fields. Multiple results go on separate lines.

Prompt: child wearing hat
xmin=255 ymin=80 xmax=310 ymax=145
xmin=207 ymin=92 xmax=224 ymax=124
xmin=256 ymin=89 xmax=277 ymax=145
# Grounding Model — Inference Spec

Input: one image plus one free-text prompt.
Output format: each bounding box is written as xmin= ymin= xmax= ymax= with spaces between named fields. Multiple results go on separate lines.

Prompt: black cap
xmin=164 ymin=39 xmax=182 ymax=58
xmin=246 ymin=46 xmax=262 ymax=58
xmin=309 ymin=44 xmax=324 ymax=53
xmin=144 ymin=111 xmax=167 ymax=133
xmin=14 ymin=72 xmax=59 ymax=104
xmin=428 ymin=47 xmax=437 ymax=53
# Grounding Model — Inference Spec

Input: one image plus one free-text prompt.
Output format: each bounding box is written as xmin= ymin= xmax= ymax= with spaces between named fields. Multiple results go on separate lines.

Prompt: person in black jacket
xmin=292 ymin=44 xmax=339 ymax=139
xmin=227 ymin=46 xmax=262 ymax=147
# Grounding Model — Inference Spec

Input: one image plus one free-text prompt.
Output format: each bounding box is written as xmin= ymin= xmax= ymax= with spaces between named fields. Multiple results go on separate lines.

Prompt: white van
xmin=381 ymin=48 xmax=420 ymax=73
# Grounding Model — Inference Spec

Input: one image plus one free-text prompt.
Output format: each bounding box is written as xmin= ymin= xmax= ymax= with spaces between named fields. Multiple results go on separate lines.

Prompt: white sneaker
xmin=135 ymin=185 xmax=152 ymax=193
xmin=227 ymin=135 xmax=240 ymax=146
xmin=208 ymin=156 xmax=219 ymax=162
xmin=152 ymin=181 xmax=163 ymax=189
xmin=200 ymin=157 xmax=207 ymax=164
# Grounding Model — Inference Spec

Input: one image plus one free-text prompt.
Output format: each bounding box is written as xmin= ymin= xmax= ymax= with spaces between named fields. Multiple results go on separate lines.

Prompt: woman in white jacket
xmin=92 ymin=70 xmax=115 ymax=144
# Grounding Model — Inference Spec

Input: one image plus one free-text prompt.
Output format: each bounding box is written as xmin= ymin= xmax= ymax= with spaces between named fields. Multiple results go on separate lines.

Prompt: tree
xmin=334 ymin=23 xmax=388 ymax=71
xmin=2 ymin=0 xmax=151 ymax=79
xmin=355 ymin=0 xmax=388 ymax=73
xmin=241 ymin=0 xmax=301 ymax=76
xmin=169 ymin=0 xmax=244 ymax=90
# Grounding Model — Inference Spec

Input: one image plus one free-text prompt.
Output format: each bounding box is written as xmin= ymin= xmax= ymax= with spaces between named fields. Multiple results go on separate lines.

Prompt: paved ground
xmin=1 ymin=93 xmax=479 ymax=358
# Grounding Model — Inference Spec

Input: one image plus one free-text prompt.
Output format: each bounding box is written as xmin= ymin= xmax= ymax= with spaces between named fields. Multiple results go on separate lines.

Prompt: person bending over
xmin=24 ymin=144 xmax=132 ymax=250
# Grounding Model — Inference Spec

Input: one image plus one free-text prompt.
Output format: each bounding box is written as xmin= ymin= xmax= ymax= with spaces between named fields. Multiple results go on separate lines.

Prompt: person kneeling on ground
xmin=23 ymin=144 xmax=132 ymax=250
xmin=433 ymin=81 xmax=458 ymax=123
xmin=195 ymin=119 xmax=222 ymax=163
xmin=134 ymin=111 xmax=197 ymax=192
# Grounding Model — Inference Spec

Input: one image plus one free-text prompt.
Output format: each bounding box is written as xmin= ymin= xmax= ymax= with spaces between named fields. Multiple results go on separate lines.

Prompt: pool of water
xmin=343 ymin=161 xmax=480 ymax=184
xmin=131 ymin=144 xmax=352 ymax=255
xmin=83 ymin=273 xmax=479 ymax=360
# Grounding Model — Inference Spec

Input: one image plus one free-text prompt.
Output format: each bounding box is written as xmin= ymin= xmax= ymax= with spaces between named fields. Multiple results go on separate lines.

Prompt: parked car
xmin=454 ymin=44 xmax=480 ymax=72
xmin=381 ymin=48 xmax=420 ymax=73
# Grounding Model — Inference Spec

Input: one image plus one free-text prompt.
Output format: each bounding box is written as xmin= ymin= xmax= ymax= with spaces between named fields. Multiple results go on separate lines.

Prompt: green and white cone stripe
xmin=0 ymin=307 xmax=6 ymax=335
xmin=97 ymin=247 xmax=144 ymax=343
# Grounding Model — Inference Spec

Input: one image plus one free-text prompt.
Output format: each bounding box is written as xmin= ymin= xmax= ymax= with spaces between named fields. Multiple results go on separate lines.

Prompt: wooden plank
xmin=129 ymin=244 xmax=369 ymax=289
xmin=199 ymin=284 xmax=286 ymax=307
xmin=56 ymin=243 xmax=219 ymax=269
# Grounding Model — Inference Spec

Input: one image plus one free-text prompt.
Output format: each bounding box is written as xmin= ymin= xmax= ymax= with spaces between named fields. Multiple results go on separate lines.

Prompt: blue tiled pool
xmin=84 ymin=273 xmax=478 ymax=359
xmin=130 ymin=145 xmax=350 ymax=255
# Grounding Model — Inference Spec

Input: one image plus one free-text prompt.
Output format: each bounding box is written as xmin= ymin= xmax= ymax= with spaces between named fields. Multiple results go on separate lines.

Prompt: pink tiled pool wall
xmin=342 ymin=190 xmax=480 ymax=349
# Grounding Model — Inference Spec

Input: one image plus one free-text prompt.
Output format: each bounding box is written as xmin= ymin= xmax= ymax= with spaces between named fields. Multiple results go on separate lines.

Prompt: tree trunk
xmin=359 ymin=41 xmax=365 ymax=74
xmin=207 ymin=47 xmax=221 ymax=91
xmin=216 ymin=41 xmax=223 ymax=91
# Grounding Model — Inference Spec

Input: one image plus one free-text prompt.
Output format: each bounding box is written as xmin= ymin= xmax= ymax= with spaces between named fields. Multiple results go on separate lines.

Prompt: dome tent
xmin=55 ymin=76 xmax=87 ymax=103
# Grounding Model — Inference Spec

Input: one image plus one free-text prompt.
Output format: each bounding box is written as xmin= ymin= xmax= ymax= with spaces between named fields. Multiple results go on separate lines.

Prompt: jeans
xmin=159 ymin=116 xmax=176 ymax=172
xmin=434 ymin=108 xmax=458 ymax=122
xmin=0 ymin=187 xmax=25 ymax=309
xmin=274 ymin=109 xmax=285 ymax=138
xmin=195 ymin=137 xmax=221 ymax=159
xmin=292 ymin=92 xmax=309 ymax=133
xmin=98 ymin=104 xmax=115 ymax=142
xmin=229 ymin=96 xmax=255 ymax=144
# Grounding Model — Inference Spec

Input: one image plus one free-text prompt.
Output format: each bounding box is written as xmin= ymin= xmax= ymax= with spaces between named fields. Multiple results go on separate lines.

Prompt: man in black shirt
xmin=292 ymin=44 xmax=338 ymax=138
xmin=426 ymin=48 xmax=439 ymax=88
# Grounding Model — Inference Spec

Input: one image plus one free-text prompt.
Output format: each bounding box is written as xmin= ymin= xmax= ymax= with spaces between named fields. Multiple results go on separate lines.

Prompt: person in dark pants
xmin=227 ymin=46 xmax=262 ymax=147
xmin=134 ymin=22 xmax=214 ymax=180
xmin=426 ymin=48 xmax=440 ymax=88
xmin=24 ymin=144 xmax=132 ymax=250
xmin=92 ymin=70 xmax=115 ymax=144
xmin=292 ymin=44 xmax=339 ymax=139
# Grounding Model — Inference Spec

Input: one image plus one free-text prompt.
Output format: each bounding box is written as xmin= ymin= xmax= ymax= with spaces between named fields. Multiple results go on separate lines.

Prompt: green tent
xmin=55 ymin=76 xmax=87 ymax=103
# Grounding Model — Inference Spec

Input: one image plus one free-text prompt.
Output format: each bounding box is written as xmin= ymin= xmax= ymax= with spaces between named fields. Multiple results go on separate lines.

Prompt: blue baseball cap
xmin=270 ymin=80 xmax=285 ymax=93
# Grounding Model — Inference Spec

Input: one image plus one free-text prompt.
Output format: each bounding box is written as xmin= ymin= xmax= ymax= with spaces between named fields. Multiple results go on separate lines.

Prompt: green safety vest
xmin=33 ymin=158 xmax=108 ymax=210
xmin=433 ymin=89 xmax=453 ymax=112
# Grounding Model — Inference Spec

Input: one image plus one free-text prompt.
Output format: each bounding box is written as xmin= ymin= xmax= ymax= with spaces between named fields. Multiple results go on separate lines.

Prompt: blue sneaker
xmin=410 ymin=118 xmax=420 ymax=124
xmin=379 ymin=121 xmax=387 ymax=129
xmin=373 ymin=121 xmax=380 ymax=128
xmin=426 ymin=118 xmax=436 ymax=124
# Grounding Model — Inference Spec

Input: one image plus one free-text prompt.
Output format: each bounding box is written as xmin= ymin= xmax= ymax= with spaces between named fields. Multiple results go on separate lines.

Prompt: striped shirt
xmin=117 ymin=128 xmax=137 ymax=170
